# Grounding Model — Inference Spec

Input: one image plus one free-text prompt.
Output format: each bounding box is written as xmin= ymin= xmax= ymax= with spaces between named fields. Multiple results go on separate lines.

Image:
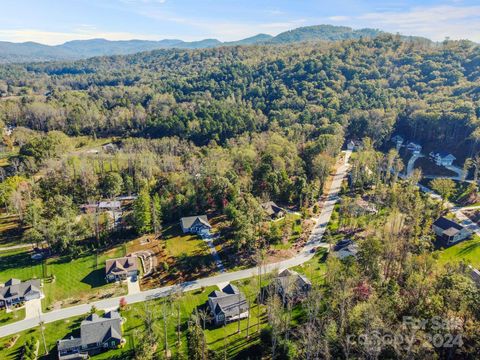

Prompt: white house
xmin=391 ymin=135 xmax=404 ymax=150
xmin=430 ymin=152 xmax=456 ymax=167
xmin=432 ymin=217 xmax=472 ymax=245
xmin=406 ymin=142 xmax=422 ymax=154
xmin=180 ymin=215 xmax=212 ymax=234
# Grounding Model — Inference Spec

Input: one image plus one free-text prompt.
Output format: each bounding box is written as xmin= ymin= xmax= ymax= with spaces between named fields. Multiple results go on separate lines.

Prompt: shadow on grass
xmin=458 ymin=240 xmax=480 ymax=255
xmin=80 ymin=268 xmax=107 ymax=288
xmin=0 ymin=250 xmax=41 ymax=275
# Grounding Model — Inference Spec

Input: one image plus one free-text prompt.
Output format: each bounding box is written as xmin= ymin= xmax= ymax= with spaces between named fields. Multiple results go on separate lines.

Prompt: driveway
xmin=24 ymin=298 xmax=42 ymax=319
xmin=127 ymin=276 xmax=141 ymax=295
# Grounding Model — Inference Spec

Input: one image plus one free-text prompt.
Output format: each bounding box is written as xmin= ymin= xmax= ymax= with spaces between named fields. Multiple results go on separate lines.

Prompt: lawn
xmin=0 ymin=214 xmax=25 ymax=248
xmin=435 ymin=235 xmax=480 ymax=268
xmin=0 ymin=246 xmax=127 ymax=312
xmin=0 ymin=307 xmax=25 ymax=326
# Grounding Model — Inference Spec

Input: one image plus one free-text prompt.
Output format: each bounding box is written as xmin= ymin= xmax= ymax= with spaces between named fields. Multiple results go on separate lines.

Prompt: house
xmin=391 ymin=135 xmax=404 ymax=150
xmin=332 ymin=239 xmax=358 ymax=259
xmin=347 ymin=140 xmax=356 ymax=151
xmin=0 ymin=279 xmax=42 ymax=309
xmin=261 ymin=201 xmax=286 ymax=219
xmin=105 ymin=256 xmax=139 ymax=282
xmin=468 ymin=266 xmax=480 ymax=288
xmin=57 ymin=311 xmax=123 ymax=360
xmin=272 ymin=269 xmax=311 ymax=303
xmin=207 ymin=284 xmax=249 ymax=325
xmin=406 ymin=142 xmax=422 ymax=154
xmin=430 ymin=152 xmax=456 ymax=167
xmin=432 ymin=216 xmax=472 ymax=245
xmin=180 ymin=215 xmax=212 ymax=234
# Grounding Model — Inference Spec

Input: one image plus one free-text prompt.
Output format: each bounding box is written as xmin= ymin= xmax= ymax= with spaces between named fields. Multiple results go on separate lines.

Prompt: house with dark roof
xmin=406 ymin=142 xmax=422 ymax=154
xmin=430 ymin=152 xmax=456 ymax=167
xmin=57 ymin=311 xmax=123 ymax=360
xmin=207 ymin=284 xmax=249 ymax=325
xmin=332 ymin=239 xmax=359 ymax=260
xmin=272 ymin=269 xmax=311 ymax=304
xmin=0 ymin=278 xmax=42 ymax=309
xmin=180 ymin=215 xmax=212 ymax=234
xmin=261 ymin=201 xmax=286 ymax=219
xmin=468 ymin=266 xmax=480 ymax=288
xmin=105 ymin=256 xmax=139 ymax=283
xmin=433 ymin=216 xmax=472 ymax=245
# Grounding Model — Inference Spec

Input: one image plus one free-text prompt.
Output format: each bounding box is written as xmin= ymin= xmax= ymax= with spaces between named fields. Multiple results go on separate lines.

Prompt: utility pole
xmin=38 ymin=312 xmax=48 ymax=356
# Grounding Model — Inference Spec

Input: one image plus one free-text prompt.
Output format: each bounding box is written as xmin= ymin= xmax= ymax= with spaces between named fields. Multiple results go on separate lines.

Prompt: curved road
xmin=0 ymin=151 xmax=351 ymax=338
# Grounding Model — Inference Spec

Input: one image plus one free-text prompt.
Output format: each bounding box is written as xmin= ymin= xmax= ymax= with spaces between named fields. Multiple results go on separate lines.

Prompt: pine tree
xmin=133 ymin=187 xmax=152 ymax=234
xmin=151 ymin=193 xmax=162 ymax=236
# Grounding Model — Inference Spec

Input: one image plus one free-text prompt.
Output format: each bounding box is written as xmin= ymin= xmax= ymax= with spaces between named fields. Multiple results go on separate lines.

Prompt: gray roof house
xmin=207 ymin=284 xmax=249 ymax=325
xmin=105 ymin=256 xmax=139 ymax=282
xmin=332 ymin=241 xmax=359 ymax=260
xmin=433 ymin=216 xmax=472 ymax=245
xmin=273 ymin=269 xmax=311 ymax=303
xmin=57 ymin=311 xmax=123 ymax=360
xmin=431 ymin=152 xmax=456 ymax=167
xmin=180 ymin=215 xmax=212 ymax=234
xmin=0 ymin=278 xmax=42 ymax=309
xmin=261 ymin=201 xmax=286 ymax=219
xmin=468 ymin=266 xmax=480 ymax=288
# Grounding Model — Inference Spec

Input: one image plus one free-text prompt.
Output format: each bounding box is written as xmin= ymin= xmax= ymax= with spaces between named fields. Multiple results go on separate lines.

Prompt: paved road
xmin=0 ymin=151 xmax=351 ymax=338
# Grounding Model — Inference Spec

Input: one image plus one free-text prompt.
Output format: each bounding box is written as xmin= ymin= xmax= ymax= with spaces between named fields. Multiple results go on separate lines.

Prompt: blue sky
xmin=0 ymin=0 xmax=479 ymax=44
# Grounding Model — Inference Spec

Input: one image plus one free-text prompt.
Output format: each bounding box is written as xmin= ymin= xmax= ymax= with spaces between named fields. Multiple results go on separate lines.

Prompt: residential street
xmin=0 ymin=151 xmax=351 ymax=339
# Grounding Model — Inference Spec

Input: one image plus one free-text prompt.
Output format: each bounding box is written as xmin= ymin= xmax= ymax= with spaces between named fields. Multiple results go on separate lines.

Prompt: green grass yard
xmin=0 ymin=307 xmax=25 ymax=326
xmin=0 ymin=246 xmax=127 ymax=312
xmin=435 ymin=235 xmax=480 ymax=268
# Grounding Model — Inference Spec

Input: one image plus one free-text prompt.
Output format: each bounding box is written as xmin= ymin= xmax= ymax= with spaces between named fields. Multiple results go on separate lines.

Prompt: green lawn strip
xmin=435 ymin=235 xmax=480 ymax=268
xmin=0 ymin=246 xmax=127 ymax=312
xmin=0 ymin=307 xmax=25 ymax=326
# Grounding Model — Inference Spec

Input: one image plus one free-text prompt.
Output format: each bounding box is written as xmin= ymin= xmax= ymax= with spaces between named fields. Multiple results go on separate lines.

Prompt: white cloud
xmin=328 ymin=16 xmax=350 ymax=22
xmin=358 ymin=5 xmax=480 ymax=41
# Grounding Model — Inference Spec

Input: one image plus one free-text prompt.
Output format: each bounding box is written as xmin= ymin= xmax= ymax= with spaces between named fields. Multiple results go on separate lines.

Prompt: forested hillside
xmin=0 ymin=35 xmax=478 ymax=158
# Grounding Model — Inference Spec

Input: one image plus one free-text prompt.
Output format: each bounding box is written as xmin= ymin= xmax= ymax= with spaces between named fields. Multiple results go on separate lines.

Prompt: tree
xmin=429 ymin=178 xmax=456 ymax=206
xmin=151 ymin=193 xmax=162 ymax=236
xmin=101 ymin=172 xmax=123 ymax=198
xmin=133 ymin=187 xmax=152 ymax=234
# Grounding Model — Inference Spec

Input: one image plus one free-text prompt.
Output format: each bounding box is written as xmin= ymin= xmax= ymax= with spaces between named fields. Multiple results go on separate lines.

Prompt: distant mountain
xmin=269 ymin=25 xmax=383 ymax=43
xmin=0 ymin=24 xmax=430 ymax=63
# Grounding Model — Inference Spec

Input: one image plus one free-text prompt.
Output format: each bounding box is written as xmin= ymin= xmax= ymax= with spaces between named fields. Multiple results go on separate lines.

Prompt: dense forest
xmin=0 ymin=35 xmax=478 ymax=156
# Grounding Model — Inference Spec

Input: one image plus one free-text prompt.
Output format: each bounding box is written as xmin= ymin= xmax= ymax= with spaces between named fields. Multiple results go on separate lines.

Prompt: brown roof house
xmin=105 ymin=256 xmax=139 ymax=283
xmin=0 ymin=278 xmax=42 ymax=310
xmin=57 ymin=311 xmax=124 ymax=360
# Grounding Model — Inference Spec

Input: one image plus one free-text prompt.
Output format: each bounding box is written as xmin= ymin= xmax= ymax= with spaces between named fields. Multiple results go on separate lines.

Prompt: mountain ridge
xmin=0 ymin=25 xmax=428 ymax=64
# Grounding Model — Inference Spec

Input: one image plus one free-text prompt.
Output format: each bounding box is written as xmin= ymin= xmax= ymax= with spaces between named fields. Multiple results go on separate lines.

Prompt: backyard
xmin=0 ymin=246 xmax=128 ymax=312
xmin=435 ymin=235 xmax=480 ymax=268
